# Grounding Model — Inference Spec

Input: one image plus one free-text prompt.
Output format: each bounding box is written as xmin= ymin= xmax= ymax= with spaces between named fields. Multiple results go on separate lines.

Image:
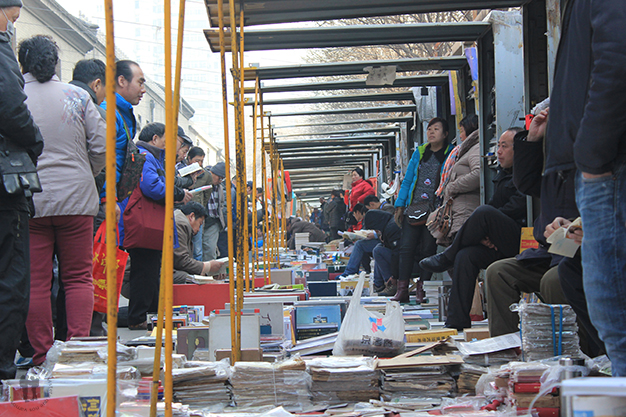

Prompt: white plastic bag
xmin=333 ymin=272 xmax=405 ymax=357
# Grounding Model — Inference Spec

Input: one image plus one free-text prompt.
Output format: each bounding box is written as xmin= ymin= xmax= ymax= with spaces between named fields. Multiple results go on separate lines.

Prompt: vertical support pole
xmin=260 ymin=103 xmax=271 ymax=285
xmin=269 ymin=124 xmax=279 ymax=266
xmin=103 ymin=1 xmax=117 ymax=416
xmin=217 ymin=0 xmax=238 ymax=364
xmin=239 ymin=9 xmax=250 ymax=294
xmin=280 ymin=160 xmax=287 ymax=247
xmin=227 ymin=0 xmax=244 ymax=362
xmin=252 ymin=77 xmax=260 ymax=285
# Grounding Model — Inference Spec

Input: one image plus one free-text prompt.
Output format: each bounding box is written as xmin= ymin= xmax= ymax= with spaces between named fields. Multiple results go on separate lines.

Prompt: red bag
xmin=122 ymin=183 xmax=165 ymax=250
xmin=93 ymin=221 xmax=129 ymax=313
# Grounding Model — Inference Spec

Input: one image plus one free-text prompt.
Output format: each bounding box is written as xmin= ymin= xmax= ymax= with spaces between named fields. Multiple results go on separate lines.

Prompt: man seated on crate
xmin=419 ymin=127 xmax=527 ymax=330
xmin=339 ymin=203 xmax=380 ymax=280
xmin=174 ymin=201 xmax=224 ymax=283
xmin=480 ymin=107 xmax=604 ymax=357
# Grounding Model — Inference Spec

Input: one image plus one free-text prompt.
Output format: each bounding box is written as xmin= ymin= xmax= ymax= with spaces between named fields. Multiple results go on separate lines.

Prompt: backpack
xmin=116 ymin=112 xmax=145 ymax=201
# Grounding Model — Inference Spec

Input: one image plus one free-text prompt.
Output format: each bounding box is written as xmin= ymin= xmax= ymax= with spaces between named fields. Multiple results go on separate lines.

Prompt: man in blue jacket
xmin=100 ymin=60 xmax=145 ymax=197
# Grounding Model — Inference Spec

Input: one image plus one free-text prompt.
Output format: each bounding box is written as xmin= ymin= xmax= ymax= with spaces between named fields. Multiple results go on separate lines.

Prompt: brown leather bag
xmin=426 ymin=198 xmax=453 ymax=240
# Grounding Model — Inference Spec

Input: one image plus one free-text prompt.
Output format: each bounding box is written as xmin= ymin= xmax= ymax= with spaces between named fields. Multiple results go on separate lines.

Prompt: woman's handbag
xmin=405 ymin=200 xmax=431 ymax=226
xmin=426 ymin=198 xmax=453 ymax=240
xmin=122 ymin=184 xmax=165 ymax=251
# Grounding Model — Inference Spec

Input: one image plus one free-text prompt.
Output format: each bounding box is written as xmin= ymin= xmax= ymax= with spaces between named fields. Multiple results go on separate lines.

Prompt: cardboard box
xmin=215 ymin=348 xmax=264 ymax=362
xmin=270 ymin=269 xmax=294 ymax=286
xmin=176 ymin=326 xmax=209 ymax=360
xmin=464 ymin=327 xmax=490 ymax=342
xmin=208 ymin=312 xmax=260 ymax=361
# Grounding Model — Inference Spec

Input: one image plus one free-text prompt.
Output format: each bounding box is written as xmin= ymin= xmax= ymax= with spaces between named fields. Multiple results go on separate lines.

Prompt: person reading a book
xmin=286 ymin=217 xmax=326 ymax=250
xmin=174 ymin=202 xmax=224 ymax=283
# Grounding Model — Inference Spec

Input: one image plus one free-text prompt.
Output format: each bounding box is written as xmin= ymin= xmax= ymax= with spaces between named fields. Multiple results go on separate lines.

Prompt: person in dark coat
xmin=325 ymin=189 xmax=346 ymax=240
xmin=563 ymin=0 xmax=626 ymax=375
xmin=363 ymin=210 xmax=402 ymax=293
xmin=286 ymin=218 xmax=326 ymax=249
xmin=0 ymin=0 xmax=44 ymax=379
xmin=420 ymin=128 xmax=527 ymax=330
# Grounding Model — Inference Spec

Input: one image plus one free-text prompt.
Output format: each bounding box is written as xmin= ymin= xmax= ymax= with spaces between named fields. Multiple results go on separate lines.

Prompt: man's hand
xmin=115 ymin=204 xmax=121 ymax=223
xmin=480 ymin=237 xmax=497 ymax=250
xmin=182 ymin=190 xmax=193 ymax=204
xmin=544 ymin=216 xmax=570 ymax=239
xmin=366 ymin=232 xmax=376 ymax=240
xmin=527 ymin=108 xmax=549 ymax=142
xmin=202 ymin=260 xmax=225 ymax=275
xmin=394 ymin=207 xmax=404 ymax=227
xmin=566 ymin=226 xmax=583 ymax=245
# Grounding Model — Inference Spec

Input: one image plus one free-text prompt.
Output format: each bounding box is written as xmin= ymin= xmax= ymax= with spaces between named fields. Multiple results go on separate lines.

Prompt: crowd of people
xmin=1 ymin=0 xmax=626 ymax=381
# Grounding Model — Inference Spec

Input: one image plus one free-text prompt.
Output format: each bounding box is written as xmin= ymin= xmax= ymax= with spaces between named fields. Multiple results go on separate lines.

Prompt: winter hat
xmin=0 ymin=0 xmax=23 ymax=7
xmin=210 ymin=161 xmax=226 ymax=178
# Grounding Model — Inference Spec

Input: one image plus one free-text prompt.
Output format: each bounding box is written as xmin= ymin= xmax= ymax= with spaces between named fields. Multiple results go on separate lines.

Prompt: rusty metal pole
xmin=251 ymin=76 xmax=260 ymax=287
xmin=280 ymin=159 xmax=287 ymax=247
xmin=103 ymin=1 xmax=117 ymax=415
xmin=239 ymin=10 xmax=250 ymax=294
xmin=217 ymin=0 xmax=238 ymax=363
xmin=227 ymin=0 xmax=244 ymax=362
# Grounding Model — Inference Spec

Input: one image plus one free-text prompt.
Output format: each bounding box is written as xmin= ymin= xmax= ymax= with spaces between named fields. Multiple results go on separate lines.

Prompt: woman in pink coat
xmin=349 ymin=167 xmax=374 ymax=210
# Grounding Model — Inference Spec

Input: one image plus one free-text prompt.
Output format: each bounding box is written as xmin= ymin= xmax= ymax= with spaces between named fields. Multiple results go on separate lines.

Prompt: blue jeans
xmin=372 ymin=244 xmax=393 ymax=288
xmin=192 ymin=225 xmax=203 ymax=261
xmin=343 ymin=238 xmax=380 ymax=275
xmin=576 ymin=162 xmax=626 ymax=376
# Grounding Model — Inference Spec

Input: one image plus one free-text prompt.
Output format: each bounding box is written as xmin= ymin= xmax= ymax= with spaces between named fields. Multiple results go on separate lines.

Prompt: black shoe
xmin=373 ymin=284 xmax=386 ymax=293
xmin=420 ymin=252 xmax=453 ymax=273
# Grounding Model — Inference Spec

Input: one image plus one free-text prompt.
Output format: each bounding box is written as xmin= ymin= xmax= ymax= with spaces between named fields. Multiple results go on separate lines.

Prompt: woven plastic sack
xmin=333 ymin=272 xmax=405 ymax=357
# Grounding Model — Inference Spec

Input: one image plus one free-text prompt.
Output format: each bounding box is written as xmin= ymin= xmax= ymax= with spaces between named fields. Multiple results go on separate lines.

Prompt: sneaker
xmin=15 ymin=356 xmax=33 ymax=368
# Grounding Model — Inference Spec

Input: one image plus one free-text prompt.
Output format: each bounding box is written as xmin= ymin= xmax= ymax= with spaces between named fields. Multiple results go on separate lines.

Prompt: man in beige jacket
xmin=174 ymin=202 xmax=224 ymax=283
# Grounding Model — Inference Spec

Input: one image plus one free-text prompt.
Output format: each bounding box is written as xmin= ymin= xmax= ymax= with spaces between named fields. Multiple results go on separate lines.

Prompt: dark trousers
xmin=398 ymin=216 xmax=437 ymax=281
xmin=0 ymin=210 xmax=30 ymax=379
xmin=127 ymin=248 xmax=161 ymax=326
xmin=329 ymin=227 xmax=342 ymax=241
xmin=559 ymin=255 xmax=606 ymax=357
xmin=443 ymin=205 xmax=522 ymax=329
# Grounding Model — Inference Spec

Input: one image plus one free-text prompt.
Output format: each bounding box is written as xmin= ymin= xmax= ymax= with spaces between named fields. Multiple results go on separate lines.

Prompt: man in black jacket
xmin=555 ymin=0 xmax=626 ymax=374
xmin=0 ymin=0 xmax=44 ymax=380
xmin=420 ymin=128 xmax=527 ymax=330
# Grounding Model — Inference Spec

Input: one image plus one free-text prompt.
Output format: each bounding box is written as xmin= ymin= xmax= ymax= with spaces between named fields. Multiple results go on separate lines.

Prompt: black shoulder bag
xmin=0 ymin=136 xmax=42 ymax=198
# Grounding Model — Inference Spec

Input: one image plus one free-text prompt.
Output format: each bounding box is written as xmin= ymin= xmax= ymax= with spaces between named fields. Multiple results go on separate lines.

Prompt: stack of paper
xmin=172 ymin=362 xmax=232 ymax=412
xmin=380 ymin=365 xmax=456 ymax=400
xmin=516 ymin=302 xmax=581 ymax=361
xmin=295 ymin=233 xmax=309 ymax=250
xmin=229 ymin=357 xmax=312 ymax=411
xmin=457 ymin=364 xmax=489 ymax=394
xmin=307 ymin=356 xmax=379 ymax=405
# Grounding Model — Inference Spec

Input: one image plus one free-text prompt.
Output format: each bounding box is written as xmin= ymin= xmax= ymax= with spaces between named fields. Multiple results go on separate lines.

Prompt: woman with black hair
xmin=387 ymin=117 xmax=455 ymax=303
xmin=19 ymin=35 xmax=107 ymax=365
xmin=348 ymin=167 xmax=375 ymax=210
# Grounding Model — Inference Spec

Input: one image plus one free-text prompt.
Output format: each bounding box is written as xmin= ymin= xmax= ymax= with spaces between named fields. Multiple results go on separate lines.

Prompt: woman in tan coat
xmin=439 ymin=128 xmax=481 ymax=246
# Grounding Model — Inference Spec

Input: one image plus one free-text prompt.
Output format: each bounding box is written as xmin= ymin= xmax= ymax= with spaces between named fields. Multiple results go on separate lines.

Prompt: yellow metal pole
xmin=227 ymin=0 xmax=244 ymax=362
xmin=270 ymin=131 xmax=279 ymax=263
xmin=252 ymin=77 xmax=260 ymax=283
xmin=173 ymin=0 xmax=186 ymax=122
xmin=103 ymin=1 xmax=117 ymax=416
xmin=239 ymin=9 xmax=250 ymax=294
xmin=149 ymin=276 xmax=164 ymax=417
xmin=163 ymin=0 xmax=176 ymax=414
xmin=260 ymin=109 xmax=271 ymax=285
xmin=280 ymin=159 xmax=287 ymax=247
xmin=216 ymin=0 xmax=238 ymax=364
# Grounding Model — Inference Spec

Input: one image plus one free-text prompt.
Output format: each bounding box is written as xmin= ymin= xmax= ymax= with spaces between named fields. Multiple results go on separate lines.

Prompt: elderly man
xmin=420 ymin=128 xmax=527 ymax=330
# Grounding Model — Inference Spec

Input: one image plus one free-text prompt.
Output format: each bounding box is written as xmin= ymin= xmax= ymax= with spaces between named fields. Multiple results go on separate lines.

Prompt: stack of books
xmin=307 ymin=356 xmax=379 ymax=406
xmin=172 ymin=363 xmax=231 ymax=412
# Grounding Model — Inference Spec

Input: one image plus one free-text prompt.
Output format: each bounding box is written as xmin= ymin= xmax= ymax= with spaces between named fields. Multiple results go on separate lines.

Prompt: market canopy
xmin=204 ymin=0 xmax=530 ymax=27
xmin=204 ymin=22 xmax=491 ymax=52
